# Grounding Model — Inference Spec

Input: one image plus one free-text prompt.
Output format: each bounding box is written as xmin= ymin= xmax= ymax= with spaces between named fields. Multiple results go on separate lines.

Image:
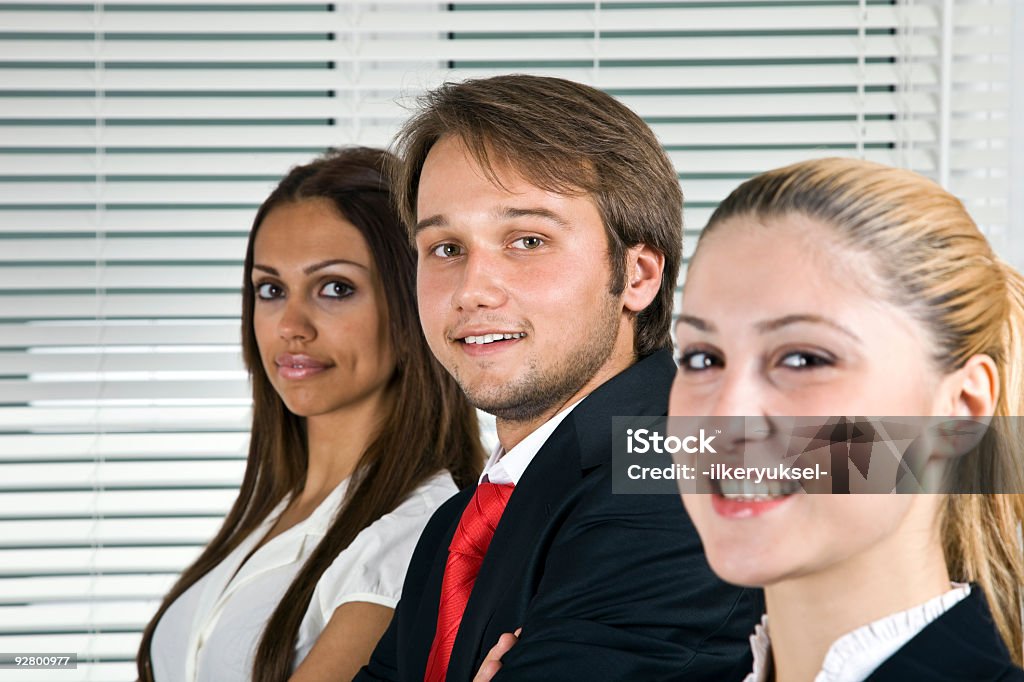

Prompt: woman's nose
xmin=277 ymin=299 xmax=316 ymax=341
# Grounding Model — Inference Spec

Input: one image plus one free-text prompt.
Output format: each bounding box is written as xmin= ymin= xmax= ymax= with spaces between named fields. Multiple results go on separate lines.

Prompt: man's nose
xmin=451 ymin=249 xmax=508 ymax=311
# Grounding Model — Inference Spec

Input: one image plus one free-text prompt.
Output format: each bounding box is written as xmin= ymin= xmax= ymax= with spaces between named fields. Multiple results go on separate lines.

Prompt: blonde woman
xmin=670 ymin=158 xmax=1024 ymax=681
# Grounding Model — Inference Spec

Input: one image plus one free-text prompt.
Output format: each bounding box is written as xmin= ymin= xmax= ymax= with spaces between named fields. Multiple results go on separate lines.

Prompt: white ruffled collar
xmin=745 ymin=583 xmax=971 ymax=682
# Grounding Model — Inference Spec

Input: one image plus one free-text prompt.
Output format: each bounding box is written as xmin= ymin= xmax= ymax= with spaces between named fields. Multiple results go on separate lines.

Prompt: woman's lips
xmin=710 ymin=493 xmax=793 ymax=519
xmin=708 ymin=478 xmax=799 ymax=519
xmin=275 ymin=353 xmax=332 ymax=380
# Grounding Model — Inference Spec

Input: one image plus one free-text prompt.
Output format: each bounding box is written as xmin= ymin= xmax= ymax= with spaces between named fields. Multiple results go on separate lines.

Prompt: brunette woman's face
xmin=670 ymin=213 xmax=947 ymax=587
xmin=251 ymin=199 xmax=395 ymax=420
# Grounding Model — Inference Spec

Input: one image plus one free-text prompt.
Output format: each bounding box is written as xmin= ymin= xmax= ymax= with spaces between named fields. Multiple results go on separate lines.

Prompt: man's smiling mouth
xmin=462 ymin=333 xmax=527 ymax=345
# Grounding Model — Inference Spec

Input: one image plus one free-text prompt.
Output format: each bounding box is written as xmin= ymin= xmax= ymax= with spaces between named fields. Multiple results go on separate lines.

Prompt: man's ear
xmin=936 ymin=354 xmax=998 ymax=418
xmin=622 ymin=244 xmax=665 ymax=313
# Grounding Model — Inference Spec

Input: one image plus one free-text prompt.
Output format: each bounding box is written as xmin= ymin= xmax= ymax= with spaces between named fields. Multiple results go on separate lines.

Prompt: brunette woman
xmin=137 ymin=147 xmax=484 ymax=682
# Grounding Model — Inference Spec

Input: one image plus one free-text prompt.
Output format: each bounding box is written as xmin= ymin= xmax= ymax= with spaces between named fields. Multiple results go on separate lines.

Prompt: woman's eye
xmin=678 ymin=351 xmax=721 ymax=371
xmin=779 ymin=351 xmax=833 ymax=369
xmin=432 ymin=243 xmax=463 ymax=258
xmin=256 ymin=282 xmax=282 ymax=300
xmin=512 ymin=236 xmax=543 ymax=250
xmin=320 ymin=281 xmax=354 ymax=298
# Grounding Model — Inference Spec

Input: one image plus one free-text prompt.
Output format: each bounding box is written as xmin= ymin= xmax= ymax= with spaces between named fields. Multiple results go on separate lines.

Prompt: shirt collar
xmin=479 ymin=398 xmax=584 ymax=486
xmin=745 ymin=583 xmax=971 ymax=682
xmin=303 ymin=477 xmax=351 ymax=536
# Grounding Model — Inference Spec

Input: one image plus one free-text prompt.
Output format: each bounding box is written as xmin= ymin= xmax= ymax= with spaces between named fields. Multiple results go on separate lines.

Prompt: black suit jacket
xmin=357 ymin=350 xmax=761 ymax=681
xmin=867 ymin=587 xmax=1024 ymax=681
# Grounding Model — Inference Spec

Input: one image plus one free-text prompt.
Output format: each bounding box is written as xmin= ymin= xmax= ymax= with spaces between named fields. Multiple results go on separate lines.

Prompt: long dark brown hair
xmin=136 ymin=147 xmax=484 ymax=681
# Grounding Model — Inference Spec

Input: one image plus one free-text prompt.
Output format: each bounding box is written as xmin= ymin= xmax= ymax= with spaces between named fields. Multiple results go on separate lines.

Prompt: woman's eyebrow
xmin=755 ymin=314 xmax=861 ymax=342
xmin=303 ymin=259 xmax=368 ymax=275
xmin=251 ymin=260 xmax=367 ymax=276
xmin=677 ymin=313 xmax=861 ymax=343
xmin=677 ymin=314 xmax=715 ymax=333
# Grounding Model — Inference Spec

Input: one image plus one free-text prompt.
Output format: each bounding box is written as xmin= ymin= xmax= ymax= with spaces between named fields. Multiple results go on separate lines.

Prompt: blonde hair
xmin=701 ymin=157 xmax=1024 ymax=662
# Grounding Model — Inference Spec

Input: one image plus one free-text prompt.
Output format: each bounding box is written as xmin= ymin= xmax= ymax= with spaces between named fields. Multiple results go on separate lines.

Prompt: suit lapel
xmin=441 ymin=350 xmax=677 ymax=679
xmin=868 ymin=587 xmax=1015 ymax=681
xmin=408 ymin=487 xmax=473 ymax=679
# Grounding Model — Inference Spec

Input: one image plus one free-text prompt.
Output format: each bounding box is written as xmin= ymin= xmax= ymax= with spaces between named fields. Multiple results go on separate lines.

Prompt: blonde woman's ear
xmin=943 ymin=354 xmax=998 ymax=418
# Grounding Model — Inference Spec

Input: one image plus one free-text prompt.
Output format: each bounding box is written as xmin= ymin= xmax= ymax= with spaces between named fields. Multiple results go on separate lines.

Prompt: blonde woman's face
xmin=670 ymin=214 xmax=947 ymax=587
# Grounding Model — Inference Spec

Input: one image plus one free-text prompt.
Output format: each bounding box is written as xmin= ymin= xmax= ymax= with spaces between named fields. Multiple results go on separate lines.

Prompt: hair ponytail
xmin=944 ymin=264 xmax=1024 ymax=665
xmin=943 ymin=495 xmax=1024 ymax=663
xmin=998 ymin=262 xmax=1024 ymax=419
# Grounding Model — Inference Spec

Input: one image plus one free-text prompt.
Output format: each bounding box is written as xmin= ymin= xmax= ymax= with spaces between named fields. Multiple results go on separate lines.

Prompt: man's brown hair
xmin=391 ymin=74 xmax=683 ymax=357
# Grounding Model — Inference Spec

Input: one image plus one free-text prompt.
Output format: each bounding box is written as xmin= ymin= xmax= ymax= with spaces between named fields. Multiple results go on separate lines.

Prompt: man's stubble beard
xmin=452 ymin=290 xmax=624 ymax=425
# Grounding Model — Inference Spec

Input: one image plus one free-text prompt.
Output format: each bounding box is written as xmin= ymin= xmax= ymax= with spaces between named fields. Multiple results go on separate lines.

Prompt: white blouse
xmin=150 ymin=471 xmax=458 ymax=682
xmin=745 ymin=583 xmax=971 ymax=682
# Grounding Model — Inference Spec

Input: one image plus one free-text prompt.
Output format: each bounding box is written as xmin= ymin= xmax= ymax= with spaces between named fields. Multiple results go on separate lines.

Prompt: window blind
xmin=0 ymin=1 xmax=1014 ymax=680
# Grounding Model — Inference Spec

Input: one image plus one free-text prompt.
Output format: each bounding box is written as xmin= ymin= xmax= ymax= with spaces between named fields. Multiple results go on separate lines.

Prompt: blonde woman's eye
xmin=678 ymin=350 xmax=721 ymax=371
xmin=320 ymin=281 xmax=354 ymax=298
xmin=432 ymin=243 xmax=462 ymax=258
xmin=256 ymin=283 xmax=282 ymax=300
xmin=513 ymin=236 xmax=543 ymax=250
xmin=779 ymin=351 xmax=833 ymax=369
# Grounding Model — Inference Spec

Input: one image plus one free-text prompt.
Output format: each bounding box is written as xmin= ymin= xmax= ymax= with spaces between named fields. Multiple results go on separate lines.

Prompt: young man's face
xmin=414 ymin=135 xmax=633 ymax=425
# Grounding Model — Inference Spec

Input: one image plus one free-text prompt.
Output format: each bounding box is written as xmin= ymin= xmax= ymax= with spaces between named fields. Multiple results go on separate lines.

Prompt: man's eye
xmin=779 ymin=352 xmax=833 ymax=369
xmin=678 ymin=351 xmax=721 ymax=371
xmin=319 ymin=281 xmax=354 ymax=298
xmin=432 ymin=243 xmax=463 ymax=258
xmin=256 ymin=283 xmax=282 ymax=300
xmin=513 ymin=236 xmax=543 ymax=250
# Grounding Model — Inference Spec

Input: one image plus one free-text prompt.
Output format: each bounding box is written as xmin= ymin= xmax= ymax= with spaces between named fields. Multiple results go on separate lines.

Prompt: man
xmin=357 ymin=75 xmax=759 ymax=681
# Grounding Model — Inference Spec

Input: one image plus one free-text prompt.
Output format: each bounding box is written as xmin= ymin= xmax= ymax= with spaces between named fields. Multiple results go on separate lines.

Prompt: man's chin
xmin=464 ymin=386 xmax=568 ymax=424
xmin=462 ymin=390 xmax=521 ymax=418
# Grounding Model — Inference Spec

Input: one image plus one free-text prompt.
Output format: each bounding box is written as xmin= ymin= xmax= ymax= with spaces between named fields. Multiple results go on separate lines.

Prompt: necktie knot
xmin=449 ymin=482 xmax=514 ymax=558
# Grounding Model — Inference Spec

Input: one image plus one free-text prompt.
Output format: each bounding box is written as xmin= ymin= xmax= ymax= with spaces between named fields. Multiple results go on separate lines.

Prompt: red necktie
xmin=423 ymin=482 xmax=515 ymax=682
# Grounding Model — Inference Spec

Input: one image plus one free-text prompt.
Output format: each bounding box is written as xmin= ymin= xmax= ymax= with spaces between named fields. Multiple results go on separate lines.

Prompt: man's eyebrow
xmin=414 ymin=214 xmax=447 ymax=234
xmin=755 ymin=314 xmax=861 ymax=342
xmin=496 ymin=206 xmax=570 ymax=228
xmin=414 ymin=207 xmax=570 ymax=234
xmin=677 ymin=314 xmax=715 ymax=333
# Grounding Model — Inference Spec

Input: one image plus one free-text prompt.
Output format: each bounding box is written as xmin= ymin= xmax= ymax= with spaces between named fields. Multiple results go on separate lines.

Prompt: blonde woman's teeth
xmin=717 ymin=479 xmax=799 ymax=500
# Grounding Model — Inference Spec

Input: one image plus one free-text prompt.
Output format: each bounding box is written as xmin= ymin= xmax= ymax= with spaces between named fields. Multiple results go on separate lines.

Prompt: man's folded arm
xmin=492 ymin=483 xmax=759 ymax=681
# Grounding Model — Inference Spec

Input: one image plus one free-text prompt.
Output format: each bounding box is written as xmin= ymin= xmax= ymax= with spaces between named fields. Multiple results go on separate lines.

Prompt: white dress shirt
xmin=150 ymin=470 xmax=457 ymax=682
xmin=745 ymin=583 xmax=971 ymax=682
xmin=479 ymin=399 xmax=583 ymax=485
